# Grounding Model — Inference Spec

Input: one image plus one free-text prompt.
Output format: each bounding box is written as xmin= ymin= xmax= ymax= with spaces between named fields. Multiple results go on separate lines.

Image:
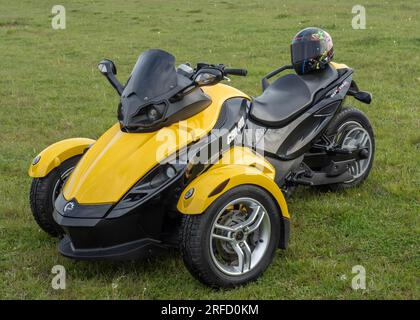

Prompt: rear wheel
xmin=325 ymin=107 xmax=375 ymax=191
xmin=180 ymin=185 xmax=281 ymax=288
xmin=29 ymin=156 xmax=80 ymax=237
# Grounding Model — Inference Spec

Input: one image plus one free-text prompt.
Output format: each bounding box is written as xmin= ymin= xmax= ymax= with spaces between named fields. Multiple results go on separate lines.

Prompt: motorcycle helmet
xmin=291 ymin=27 xmax=334 ymax=75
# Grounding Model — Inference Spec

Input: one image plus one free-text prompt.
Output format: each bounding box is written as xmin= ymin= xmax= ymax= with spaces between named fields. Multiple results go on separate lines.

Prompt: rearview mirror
xmin=98 ymin=59 xmax=117 ymax=75
xmin=97 ymin=59 xmax=123 ymax=96
xmin=354 ymin=91 xmax=372 ymax=104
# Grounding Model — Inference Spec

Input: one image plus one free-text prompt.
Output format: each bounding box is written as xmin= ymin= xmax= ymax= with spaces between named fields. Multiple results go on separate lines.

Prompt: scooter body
xmin=28 ymin=49 xmax=374 ymax=287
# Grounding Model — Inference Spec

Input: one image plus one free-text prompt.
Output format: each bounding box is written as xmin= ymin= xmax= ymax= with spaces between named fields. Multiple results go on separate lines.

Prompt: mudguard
xmin=177 ymin=146 xmax=290 ymax=218
xmin=28 ymin=138 xmax=95 ymax=178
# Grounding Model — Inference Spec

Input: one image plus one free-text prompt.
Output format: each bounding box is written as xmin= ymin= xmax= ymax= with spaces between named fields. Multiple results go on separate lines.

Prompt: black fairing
xmin=276 ymin=100 xmax=342 ymax=159
xmin=119 ymin=49 xmax=211 ymax=132
xmin=214 ymin=97 xmax=249 ymax=130
xmin=58 ymin=199 xmax=166 ymax=249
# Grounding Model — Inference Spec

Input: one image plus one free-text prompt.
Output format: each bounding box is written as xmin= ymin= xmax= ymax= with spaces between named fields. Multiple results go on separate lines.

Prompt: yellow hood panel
xmin=63 ymin=84 xmax=249 ymax=204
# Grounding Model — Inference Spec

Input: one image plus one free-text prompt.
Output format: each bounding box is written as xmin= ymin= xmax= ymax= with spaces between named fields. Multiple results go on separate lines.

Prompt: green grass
xmin=0 ymin=0 xmax=419 ymax=299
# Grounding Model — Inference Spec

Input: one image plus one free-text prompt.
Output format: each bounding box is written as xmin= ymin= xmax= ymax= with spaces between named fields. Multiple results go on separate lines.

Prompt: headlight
xmin=119 ymin=102 xmax=167 ymax=132
xmin=165 ymin=165 xmax=177 ymax=178
xmin=147 ymin=106 xmax=160 ymax=121
xmin=108 ymin=151 xmax=188 ymax=218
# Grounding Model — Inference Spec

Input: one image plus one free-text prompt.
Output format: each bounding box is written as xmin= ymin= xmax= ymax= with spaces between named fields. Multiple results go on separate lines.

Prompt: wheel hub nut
xmin=235 ymin=231 xmax=245 ymax=241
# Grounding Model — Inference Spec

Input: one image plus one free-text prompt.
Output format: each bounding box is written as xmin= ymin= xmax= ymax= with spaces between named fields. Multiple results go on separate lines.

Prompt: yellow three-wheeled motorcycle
xmin=28 ymin=28 xmax=374 ymax=288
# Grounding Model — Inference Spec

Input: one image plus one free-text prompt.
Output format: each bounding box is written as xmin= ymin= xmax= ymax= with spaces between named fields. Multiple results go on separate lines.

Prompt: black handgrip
xmin=224 ymin=68 xmax=248 ymax=76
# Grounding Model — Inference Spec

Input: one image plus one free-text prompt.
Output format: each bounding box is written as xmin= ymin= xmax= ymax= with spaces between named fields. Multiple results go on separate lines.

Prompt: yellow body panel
xmin=330 ymin=62 xmax=349 ymax=70
xmin=28 ymin=138 xmax=95 ymax=178
xmin=177 ymin=147 xmax=290 ymax=218
xmin=62 ymin=84 xmax=249 ymax=204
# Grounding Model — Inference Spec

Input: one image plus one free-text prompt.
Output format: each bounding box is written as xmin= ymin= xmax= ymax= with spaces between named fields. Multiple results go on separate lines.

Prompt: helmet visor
xmin=291 ymin=41 xmax=324 ymax=63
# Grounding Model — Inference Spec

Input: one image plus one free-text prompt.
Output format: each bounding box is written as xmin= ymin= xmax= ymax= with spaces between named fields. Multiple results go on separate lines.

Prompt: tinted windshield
xmin=122 ymin=49 xmax=178 ymax=102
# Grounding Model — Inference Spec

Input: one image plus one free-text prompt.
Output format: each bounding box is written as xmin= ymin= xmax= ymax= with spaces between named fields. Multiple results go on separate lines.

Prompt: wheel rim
xmin=209 ymin=197 xmax=271 ymax=276
xmin=336 ymin=121 xmax=373 ymax=182
xmin=51 ymin=167 xmax=75 ymax=203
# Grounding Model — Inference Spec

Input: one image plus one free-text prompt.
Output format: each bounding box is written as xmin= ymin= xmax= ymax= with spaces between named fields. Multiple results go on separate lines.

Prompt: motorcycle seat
xmin=250 ymin=64 xmax=338 ymax=127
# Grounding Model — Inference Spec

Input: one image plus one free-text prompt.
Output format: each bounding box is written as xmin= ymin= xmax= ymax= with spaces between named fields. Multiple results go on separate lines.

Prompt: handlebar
xmin=224 ymin=68 xmax=248 ymax=77
xmin=189 ymin=63 xmax=247 ymax=91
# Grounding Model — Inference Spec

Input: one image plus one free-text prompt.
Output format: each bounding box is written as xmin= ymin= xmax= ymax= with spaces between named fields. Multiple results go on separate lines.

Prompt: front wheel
xmin=180 ymin=185 xmax=281 ymax=288
xmin=325 ymin=107 xmax=375 ymax=191
xmin=29 ymin=155 xmax=81 ymax=237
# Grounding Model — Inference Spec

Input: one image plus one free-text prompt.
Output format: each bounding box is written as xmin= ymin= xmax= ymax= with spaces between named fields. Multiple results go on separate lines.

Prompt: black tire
xmin=29 ymin=156 xmax=81 ymax=237
xmin=180 ymin=185 xmax=281 ymax=288
xmin=324 ymin=107 xmax=375 ymax=191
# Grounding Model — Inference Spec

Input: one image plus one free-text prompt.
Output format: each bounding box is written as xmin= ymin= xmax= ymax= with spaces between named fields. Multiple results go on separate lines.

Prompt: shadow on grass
xmin=64 ymin=247 xmax=185 ymax=281
xmin=287 ymin=185 xmax=343 ymax=202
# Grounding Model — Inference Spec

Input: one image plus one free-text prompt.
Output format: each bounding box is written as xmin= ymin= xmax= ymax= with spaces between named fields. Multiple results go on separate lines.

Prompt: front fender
xmin=177 ymin=147 xmax=289 ymax=218
xmin=28 ymin=138 xmax=95 ymax=178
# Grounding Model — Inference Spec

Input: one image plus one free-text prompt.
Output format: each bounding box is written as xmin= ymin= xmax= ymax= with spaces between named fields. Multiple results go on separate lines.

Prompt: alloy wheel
xmin=209 ymin=198 xmax=271 ymax=276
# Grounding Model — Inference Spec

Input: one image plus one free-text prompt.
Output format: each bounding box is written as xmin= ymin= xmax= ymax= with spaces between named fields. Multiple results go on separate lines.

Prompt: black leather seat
xmin=250 ymin=65 xmax=338 ymax=127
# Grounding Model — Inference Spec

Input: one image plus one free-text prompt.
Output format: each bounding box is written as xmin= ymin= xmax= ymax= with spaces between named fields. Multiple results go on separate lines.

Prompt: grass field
xmin=0 ymin=0 xmax=419 ymax=299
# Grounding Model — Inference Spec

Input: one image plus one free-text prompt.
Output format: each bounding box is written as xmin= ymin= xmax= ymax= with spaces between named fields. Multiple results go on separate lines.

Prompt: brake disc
xmin=214 ymin=209 xmax=246 ymax=262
